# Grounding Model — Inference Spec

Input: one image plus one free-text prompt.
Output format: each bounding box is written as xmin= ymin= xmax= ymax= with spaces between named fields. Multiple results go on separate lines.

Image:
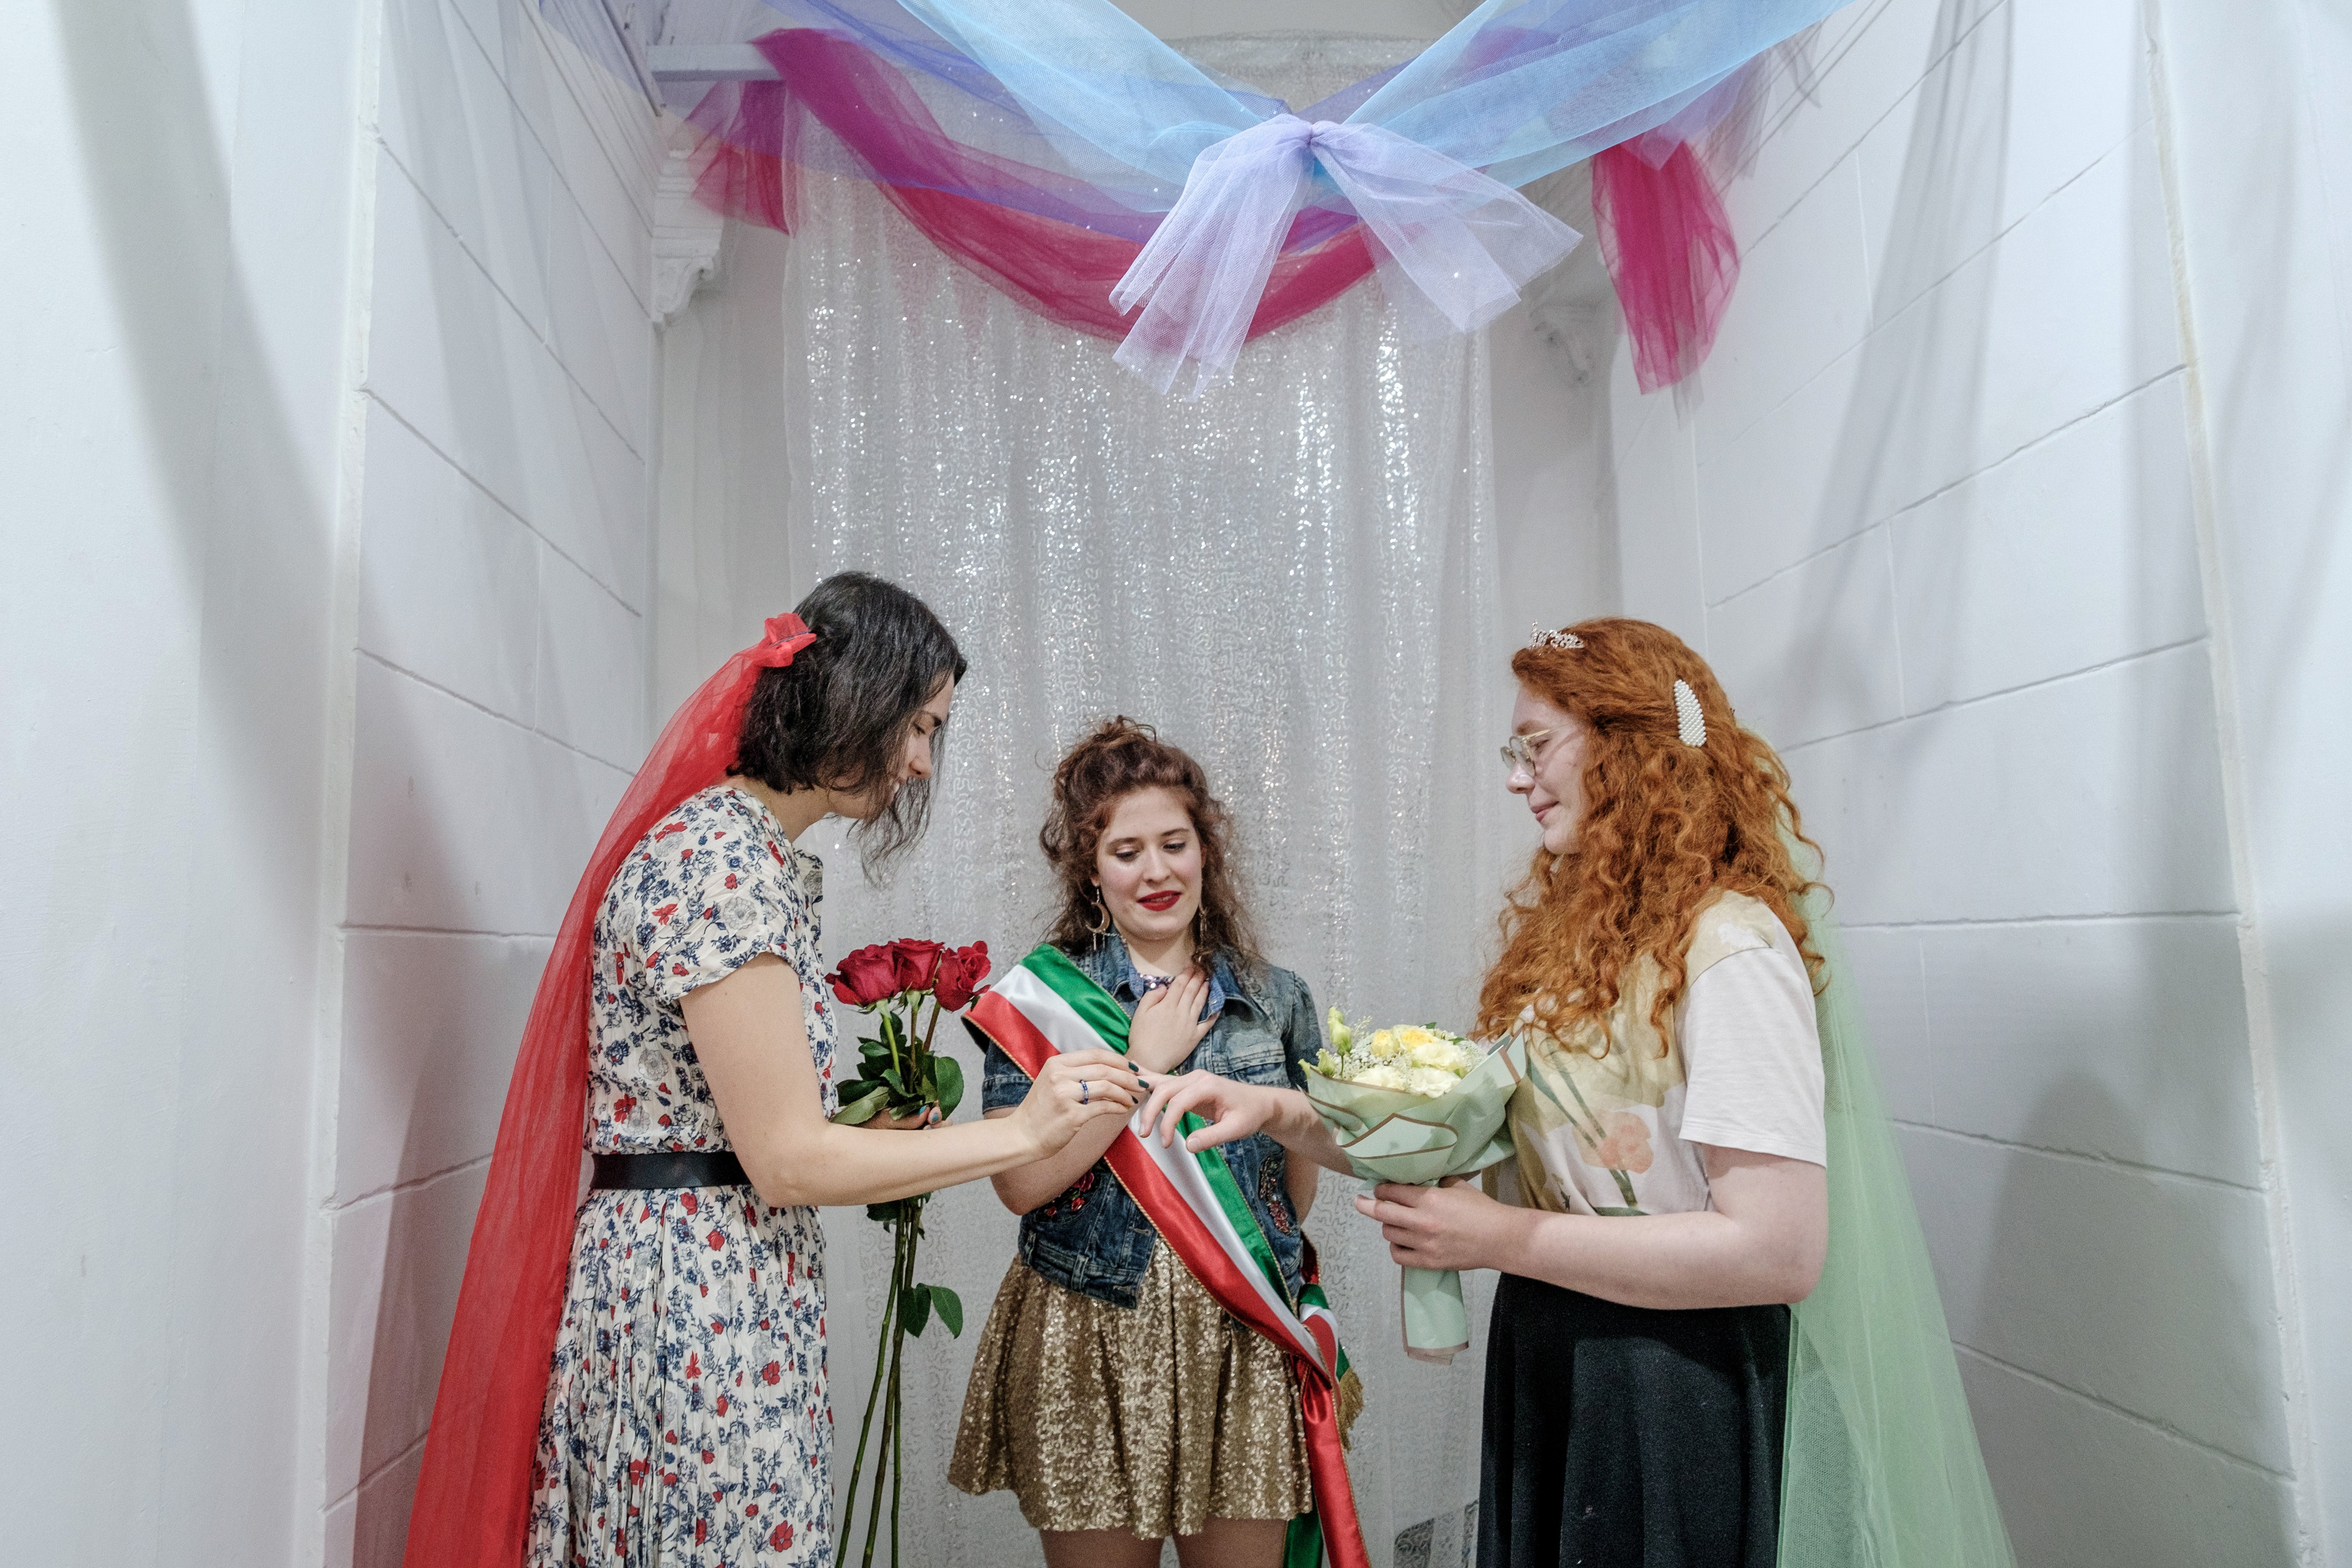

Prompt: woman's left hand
xmin=1354 ymin=1177 xmax=1522 ymax=1273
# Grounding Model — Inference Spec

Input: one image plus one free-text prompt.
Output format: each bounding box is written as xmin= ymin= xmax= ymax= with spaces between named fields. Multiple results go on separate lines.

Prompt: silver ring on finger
xmin=1080 ymin=1080 xmax=1091 ymax=1105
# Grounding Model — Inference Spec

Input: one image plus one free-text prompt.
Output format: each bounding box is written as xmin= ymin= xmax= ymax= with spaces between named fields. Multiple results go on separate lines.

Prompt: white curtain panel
xmin=785 ymin=36 xmax=1513 ymax=1568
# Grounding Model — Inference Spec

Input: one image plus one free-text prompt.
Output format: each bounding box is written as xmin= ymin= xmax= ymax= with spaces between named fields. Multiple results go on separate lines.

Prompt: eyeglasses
xmin=1499 ymin=728 xmax=1555 ymax=776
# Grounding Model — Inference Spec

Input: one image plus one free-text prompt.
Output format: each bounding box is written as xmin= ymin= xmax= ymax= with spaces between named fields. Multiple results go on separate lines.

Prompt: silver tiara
xmin=1529 ymin=623 xmax=1586 ymax=651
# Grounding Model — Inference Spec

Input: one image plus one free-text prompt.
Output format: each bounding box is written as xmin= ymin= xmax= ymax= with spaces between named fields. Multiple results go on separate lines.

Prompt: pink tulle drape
xmin=1590 ymin=140 xmax=1741 ymax=394
xmin=692 ymin=30 xmax=1377 ymax=345
xmin=688 ymin=28 xmax=1742 ymax=388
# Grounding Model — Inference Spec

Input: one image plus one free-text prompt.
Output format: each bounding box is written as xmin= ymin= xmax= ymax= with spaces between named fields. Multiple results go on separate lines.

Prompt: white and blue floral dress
xmin=528 ymin=785 xmax=840 ymax=1568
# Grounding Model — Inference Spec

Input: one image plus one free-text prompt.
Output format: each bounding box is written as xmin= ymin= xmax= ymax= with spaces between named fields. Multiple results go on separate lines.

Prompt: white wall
xmin=2146 ymin=2 xmax=2352 ymax=1558
xmin=2 ymin=2 xmax=359 ymax=1561
xmin=1601 ymin=0 xmax=2327 ymax=1560
xmin=319 ymin=2 xmax=658 ymax=1564
xmin=654 ymin=215 xmax=797 ymax=710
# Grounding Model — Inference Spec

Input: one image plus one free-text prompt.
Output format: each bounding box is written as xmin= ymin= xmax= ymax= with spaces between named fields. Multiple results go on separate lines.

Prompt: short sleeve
xmin=1678 ymin=945 xmax=1827 ymax=1167
xmin=980 ymin=1035 xmax=1031 ymax=1113
xmin=639 ymin=850 xmax=803 ymax=1007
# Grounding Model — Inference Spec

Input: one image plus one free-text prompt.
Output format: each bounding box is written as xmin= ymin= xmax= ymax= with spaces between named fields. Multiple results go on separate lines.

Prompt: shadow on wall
xmin=336 ymin=0 xmax=538 ymax=1554
xmin=338 ymin=637 xmax=509 ymax=1568
xmin=1752 ymin=1 xmax=2290 ymax=1561
xmin=1932 ymin=1074 xmax=2300 ymax=1565
xmin=337 ymin=0 xmax=642 ymax=1559
xmin=1767 ymin=0 xmax=2016 ymax=749
xmin=47 ymin=0 xmax=336 ymax=1560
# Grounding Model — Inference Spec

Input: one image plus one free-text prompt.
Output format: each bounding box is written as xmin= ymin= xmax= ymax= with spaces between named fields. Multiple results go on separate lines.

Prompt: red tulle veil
xmin=402 ymin=615 xmax=816 ymax=1568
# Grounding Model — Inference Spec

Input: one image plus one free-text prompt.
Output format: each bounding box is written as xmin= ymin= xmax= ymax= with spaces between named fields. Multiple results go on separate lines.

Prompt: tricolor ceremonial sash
xmin=967 ymin=945 xmax=1369 ymax=1568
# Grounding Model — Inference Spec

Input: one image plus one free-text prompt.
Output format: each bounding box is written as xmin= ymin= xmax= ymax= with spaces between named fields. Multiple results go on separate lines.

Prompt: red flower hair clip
xmin=753 ymin=613 xmax=818 ymax=669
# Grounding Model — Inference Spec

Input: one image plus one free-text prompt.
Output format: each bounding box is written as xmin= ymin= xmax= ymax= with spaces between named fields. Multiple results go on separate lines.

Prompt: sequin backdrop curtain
xmin=783 ymin=36 xmax=1511 ymax=1567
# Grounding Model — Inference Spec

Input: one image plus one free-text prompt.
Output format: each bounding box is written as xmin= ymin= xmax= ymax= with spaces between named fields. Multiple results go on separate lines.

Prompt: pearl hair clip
xmin=1673 ymin=679 xmax=1708 ymax=747
xmin=1530 ymin=623 xmax=1586 ymax=651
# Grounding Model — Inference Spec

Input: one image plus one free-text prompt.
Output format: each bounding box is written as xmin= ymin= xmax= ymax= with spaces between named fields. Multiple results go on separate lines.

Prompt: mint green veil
xmin=1781 ymin=888 xmax=2016 ymax=1566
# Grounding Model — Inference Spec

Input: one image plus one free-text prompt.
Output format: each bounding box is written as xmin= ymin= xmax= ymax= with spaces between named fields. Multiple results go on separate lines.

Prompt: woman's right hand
xmin=1127 ymin=969 xmax=1217 ymax=1073
xmin=1010 ymin=1048 xmax=1141 ymax=1158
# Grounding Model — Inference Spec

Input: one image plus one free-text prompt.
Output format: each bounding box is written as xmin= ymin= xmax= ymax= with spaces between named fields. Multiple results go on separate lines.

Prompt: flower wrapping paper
xmin=1304 ymin=1036 xmax=1527 ymax=1362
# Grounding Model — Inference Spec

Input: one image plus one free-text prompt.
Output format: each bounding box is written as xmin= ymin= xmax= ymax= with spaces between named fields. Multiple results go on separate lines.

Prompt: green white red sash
xmin=966 ymin=945 xmax=1367 ymax=1568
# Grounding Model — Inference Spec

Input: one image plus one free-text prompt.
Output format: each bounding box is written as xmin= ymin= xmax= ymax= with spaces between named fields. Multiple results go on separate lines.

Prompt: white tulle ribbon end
xmin=1112 ymin=116 xmax=1582 ymax=397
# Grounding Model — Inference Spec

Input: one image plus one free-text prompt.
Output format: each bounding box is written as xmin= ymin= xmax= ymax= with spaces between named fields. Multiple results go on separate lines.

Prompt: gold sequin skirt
xmin=948 ymin=1247 xmax=1314 ymax=1538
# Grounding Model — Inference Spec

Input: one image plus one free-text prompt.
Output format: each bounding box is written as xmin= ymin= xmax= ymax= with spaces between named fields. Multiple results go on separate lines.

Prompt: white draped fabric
xmin=782 ymin=36 xmax=1514 ymax=1567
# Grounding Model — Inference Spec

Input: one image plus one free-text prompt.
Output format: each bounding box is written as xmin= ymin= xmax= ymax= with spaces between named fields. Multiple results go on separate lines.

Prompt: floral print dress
xmin=528 ymin=785 xmax=840 ymax=1568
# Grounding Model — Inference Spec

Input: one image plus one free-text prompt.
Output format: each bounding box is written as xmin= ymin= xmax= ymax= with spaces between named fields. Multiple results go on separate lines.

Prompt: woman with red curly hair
xmin=1139 ymin=619 xmax=1833 ymax=1568
xmin=1439 ymin=618 xmax=1830 ymax=1568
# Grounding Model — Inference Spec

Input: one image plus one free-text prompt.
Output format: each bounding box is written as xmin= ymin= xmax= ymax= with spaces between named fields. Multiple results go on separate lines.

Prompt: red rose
xmin=932 ymin=941 xmax=991 ymax=1013
xmin=680 ymin=1192 xmax=697 ymax=1216
xmin=891 ymin=939 xmax=948 ymax=993
xmin=762 ymin=1361 xmax=782 ymax=1385
xmin=825 ymin=944 xmax=901 ymax=1007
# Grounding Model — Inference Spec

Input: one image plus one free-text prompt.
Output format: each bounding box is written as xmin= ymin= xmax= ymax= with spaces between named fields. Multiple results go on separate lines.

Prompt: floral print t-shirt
xmin=528 ymin=783 xmax=841 ymax=1568
xmin=1502 ymin=891 xmax=1825 ymax=1218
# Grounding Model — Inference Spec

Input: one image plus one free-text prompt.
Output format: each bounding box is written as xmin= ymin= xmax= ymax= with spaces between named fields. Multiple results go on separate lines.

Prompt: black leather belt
xmin=591 ymin=1151 xmax=749 ymax=1190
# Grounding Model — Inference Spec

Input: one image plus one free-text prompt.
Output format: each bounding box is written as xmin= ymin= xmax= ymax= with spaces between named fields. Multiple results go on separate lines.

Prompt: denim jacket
xmin=980 ymin=934 xmax=1325 ymax=1308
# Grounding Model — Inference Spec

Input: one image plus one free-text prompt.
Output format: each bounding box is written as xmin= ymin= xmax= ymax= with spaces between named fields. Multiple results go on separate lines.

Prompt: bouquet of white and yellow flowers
xmin=1316 ymin=1021 xmax=1487 ymax=1098
xmin=1307 ymin=1010 xmax=1527 ymax=1363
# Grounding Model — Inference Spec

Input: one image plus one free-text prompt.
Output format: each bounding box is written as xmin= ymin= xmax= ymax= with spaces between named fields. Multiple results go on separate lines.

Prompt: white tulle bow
xmin=1110 ymin=114 xmax=1582 ymax=397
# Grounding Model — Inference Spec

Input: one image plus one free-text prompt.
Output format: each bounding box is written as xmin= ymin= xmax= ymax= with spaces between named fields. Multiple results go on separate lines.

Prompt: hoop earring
xmin=1086 ymin=889 xmax=1113 ymax=937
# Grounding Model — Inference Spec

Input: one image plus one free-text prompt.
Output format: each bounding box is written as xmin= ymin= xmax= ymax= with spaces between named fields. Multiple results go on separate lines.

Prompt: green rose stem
xmin=861 ymin=1206 xmax=920 ymax=1568
xmin=889 ymin=1260 xmax=908 ymax=1563
xmin=839 ymin=1216 xmax=905 ymax=1558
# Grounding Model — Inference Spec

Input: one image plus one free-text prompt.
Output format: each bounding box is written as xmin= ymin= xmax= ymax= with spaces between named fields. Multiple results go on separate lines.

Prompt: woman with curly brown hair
xmin=1138 ymin=619 xmax=1833 ymax=1568
xmin=948 ymin=718 xmax=1334 ymax=1568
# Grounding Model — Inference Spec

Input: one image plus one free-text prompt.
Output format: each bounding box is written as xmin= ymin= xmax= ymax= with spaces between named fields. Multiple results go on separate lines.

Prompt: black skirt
xmin=1479 ymin=1273 xmax=1790 ymax=1568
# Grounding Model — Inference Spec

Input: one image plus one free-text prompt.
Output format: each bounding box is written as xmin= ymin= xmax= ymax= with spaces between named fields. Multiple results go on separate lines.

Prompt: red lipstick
xmin=1138 ymin=890 xmax=1183 ymax=913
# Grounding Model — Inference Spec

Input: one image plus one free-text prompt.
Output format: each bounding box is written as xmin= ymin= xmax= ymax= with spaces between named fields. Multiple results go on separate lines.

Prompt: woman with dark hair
xmin=404 ymin=574 xmax=1140 ymax=1568
xmin=947 ymin=718 xmax=1334 ymax=1568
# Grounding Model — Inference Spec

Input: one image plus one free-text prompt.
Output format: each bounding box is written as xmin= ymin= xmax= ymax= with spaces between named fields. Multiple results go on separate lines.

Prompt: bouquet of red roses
xmin=824 ymin=937 xmax=989 ymax=1568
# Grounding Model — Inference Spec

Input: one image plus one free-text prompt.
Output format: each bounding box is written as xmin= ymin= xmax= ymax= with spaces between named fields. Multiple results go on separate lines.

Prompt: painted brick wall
xmin=1604 ymin=1 xmax=2303 ymax=1560
xmin=322 ymin=3 xmax=658 ymax=1562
